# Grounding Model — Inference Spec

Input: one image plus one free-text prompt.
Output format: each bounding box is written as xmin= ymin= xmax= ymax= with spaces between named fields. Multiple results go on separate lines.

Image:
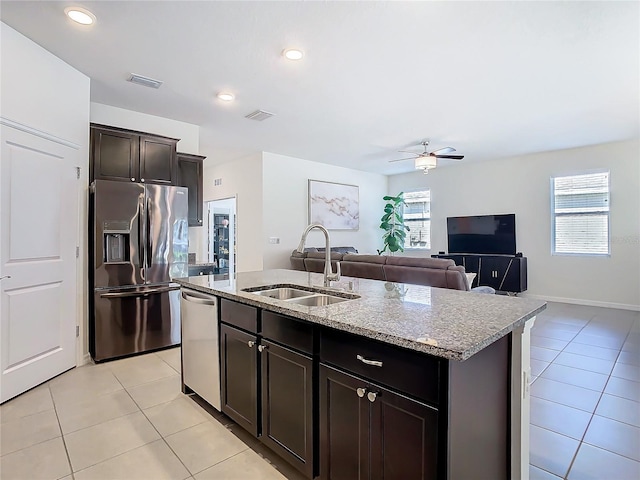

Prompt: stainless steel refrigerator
xmin=89 ymin=179 xmax=188 ymax=362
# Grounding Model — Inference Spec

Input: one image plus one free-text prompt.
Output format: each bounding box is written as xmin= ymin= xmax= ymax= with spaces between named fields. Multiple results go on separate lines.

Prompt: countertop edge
xmin=175 ymin=277 xmax=545 ymax=362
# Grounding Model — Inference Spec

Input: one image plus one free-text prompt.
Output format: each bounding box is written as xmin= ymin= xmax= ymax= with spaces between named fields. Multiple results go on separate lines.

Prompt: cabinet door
xmin=139 ymin=135 xmax=176 ymax=185
xmin=477 ymin=256 xmax=505 ymax=289
xmin=478 ymin=256 xmax=524 ymax=291
xmin=91 ymin=127 xmax=138 ymax=182
xmin=177 ymin=153 xmax=204 ymax=226
xmin=261 ymin=340 xmax=314 ymax=478
xmin=369 ymin=385 xmax=439 ymax=480
xmin=220 ymin=324 xmax=259 ymax=436
xmin=319 ymin=365 xmax=370 ymax=480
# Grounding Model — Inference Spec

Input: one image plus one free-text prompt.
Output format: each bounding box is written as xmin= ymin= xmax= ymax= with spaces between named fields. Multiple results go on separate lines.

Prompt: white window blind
xmin=404 ymin=190 xmax=431 ymax=249
xmin=552 ymin=172 xmax=610 ymax=255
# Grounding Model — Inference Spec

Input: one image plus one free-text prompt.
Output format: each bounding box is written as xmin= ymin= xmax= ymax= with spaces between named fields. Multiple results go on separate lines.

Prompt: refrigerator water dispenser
xmin=104 ymin=232 xmax=130 ymax=263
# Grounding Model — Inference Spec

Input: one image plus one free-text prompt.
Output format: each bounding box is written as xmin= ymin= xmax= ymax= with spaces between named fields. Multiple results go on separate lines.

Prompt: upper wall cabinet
xmin=90 ymin=124 xmax=178 ymax=185
xmin=177 ymin=152 xmax=205 ymax=226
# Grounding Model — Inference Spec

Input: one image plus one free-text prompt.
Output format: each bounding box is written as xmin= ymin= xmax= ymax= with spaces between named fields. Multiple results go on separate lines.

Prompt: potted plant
xmin=377 ymin=192 xmax=410 ymax=255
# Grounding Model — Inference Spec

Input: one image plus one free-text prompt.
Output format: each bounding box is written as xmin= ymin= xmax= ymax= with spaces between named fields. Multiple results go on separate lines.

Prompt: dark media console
xmin=433 ymin=254 xmax=528 ymax=293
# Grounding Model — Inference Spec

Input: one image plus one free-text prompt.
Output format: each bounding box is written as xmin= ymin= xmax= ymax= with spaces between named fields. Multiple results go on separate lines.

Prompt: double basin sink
xmin=242 ymin=284 xmax=359 ymax=307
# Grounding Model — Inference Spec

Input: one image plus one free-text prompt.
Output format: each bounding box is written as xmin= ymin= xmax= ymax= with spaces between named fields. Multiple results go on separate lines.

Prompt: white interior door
xmin=0 ymin=125 xmax=79 ymax=403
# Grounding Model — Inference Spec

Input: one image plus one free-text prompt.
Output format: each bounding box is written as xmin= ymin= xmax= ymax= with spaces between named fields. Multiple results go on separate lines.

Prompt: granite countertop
xmin=175 ymin=269 xmax=546 ymax=361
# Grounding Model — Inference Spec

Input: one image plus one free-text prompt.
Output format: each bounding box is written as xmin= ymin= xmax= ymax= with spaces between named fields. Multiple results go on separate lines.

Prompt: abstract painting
xmin=308 ymin=180 xmax=359 ymax=230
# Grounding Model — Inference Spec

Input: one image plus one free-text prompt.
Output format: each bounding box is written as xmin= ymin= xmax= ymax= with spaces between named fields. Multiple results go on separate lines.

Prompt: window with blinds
xmin=404 ymin=190 xmax=431 ymax=249
xmin=552 ymin=172 xmax=610 ymax=255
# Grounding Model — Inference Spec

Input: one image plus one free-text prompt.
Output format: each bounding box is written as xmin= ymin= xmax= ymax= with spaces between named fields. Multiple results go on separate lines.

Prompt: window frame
xmin=550 ymin=170 xmax=611 ymax=257
xmin=403 ymin=190 xmax=431 ymax=251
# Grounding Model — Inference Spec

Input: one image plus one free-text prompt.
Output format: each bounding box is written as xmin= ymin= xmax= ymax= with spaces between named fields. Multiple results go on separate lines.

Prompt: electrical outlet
xmin=269 ymin=237 xmax=280 ymax=244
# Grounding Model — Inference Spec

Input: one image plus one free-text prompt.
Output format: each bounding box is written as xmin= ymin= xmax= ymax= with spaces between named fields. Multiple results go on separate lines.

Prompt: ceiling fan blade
xmin=430 ymin=146 xmax=456 ymax=155
xmin=434 ymin=154 xmax=464 ymax=160
xmin=397 ymin=150 xmax=421 ymax=154
xmin=389 ymin=157 xmax=420 ymax=163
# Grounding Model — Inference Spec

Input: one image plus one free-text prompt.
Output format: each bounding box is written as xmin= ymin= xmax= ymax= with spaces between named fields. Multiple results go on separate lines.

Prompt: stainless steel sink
xmin=250 ymin=287 xmax=313 ymax=300
xmin=285 ymin=294 xmax=350 ymax=306
xmin=242 ymin=284 xmax=359 ymax=307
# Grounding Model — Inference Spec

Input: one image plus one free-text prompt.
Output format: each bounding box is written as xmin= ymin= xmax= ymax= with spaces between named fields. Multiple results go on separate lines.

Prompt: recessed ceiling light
xmin=217 ymin=92 xmax=235 ymax=102
xmin=282 ymin=48 xmax=304 ymax=61
xmin=64 ymin=7 xmax=96 ymax=25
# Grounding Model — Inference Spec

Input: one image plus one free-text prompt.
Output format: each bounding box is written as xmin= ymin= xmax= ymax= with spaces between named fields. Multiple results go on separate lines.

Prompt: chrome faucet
xmin=296 ymin=223 xmax=341 ymax=287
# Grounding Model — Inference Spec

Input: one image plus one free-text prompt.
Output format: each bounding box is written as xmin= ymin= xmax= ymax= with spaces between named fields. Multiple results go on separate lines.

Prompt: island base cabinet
xmin=260 ymin=340 xmax=314 ymax=478
xmin=320 ymin=365 xmax=438 ymax=480
xmin=220 ymin=324 xmax=259 ymax=436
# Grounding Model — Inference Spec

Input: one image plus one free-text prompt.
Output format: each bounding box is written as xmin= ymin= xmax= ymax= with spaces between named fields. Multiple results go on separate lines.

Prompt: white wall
xmin=1 ymin=22 xmax=91 ymax=362
xmin=202 ymin=153 xmax=264 ymax=272
xmin=262 ymin=152 xmax=388 ymax=269
xmin=389 ymin=140 xmax=640 ymax=309
xmin=90 ymin=103 xmax=199 ymax=154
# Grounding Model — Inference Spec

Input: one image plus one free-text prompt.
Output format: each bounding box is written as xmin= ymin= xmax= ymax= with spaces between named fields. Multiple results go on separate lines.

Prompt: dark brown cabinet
xmin=220 ymin=323 xmax=259 ymax=435
xmin=433 ymin=254 xmax=527 ymax=292
xmin=219 ymin=300 xmax=315 ymax=478
xmin=261 ymin=340 xmax=314 ymax=478
xmin=319 ymin=365 xmax=439 ymax=480
xmin=177 ymin=153 xmax=205 ymax=226
xmin=90 ymin=124 xmax=178 ymax=185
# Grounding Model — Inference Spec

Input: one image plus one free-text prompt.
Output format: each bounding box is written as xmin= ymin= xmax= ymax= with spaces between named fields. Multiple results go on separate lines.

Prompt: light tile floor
xmin=529 ymin=302 xmax=640 ymax=480
xmin=0 ymin=302 xmax=638 ymax=480
xmin=0 ymin=347 xmax=306 ymax=480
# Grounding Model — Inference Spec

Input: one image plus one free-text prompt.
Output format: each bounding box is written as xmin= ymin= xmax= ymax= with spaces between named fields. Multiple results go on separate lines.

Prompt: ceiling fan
xmin=389 ymin=140 xmax=464 ymax=173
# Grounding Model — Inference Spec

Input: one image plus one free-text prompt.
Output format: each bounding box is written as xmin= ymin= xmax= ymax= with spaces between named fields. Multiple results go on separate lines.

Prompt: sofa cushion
xmin=383 ymin=264 xmax=450 ymax=288
xmin=341 ymin=254 xmax=387 ymax=281
xmin=445 ymin=265 xmax=470 ymax=291
xmin=385 ymin=256 xmax=455 ymax=269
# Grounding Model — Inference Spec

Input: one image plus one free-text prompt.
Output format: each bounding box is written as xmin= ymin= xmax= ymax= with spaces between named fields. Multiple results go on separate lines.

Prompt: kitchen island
xmin=176 ymin=269 xmax=546 ymax=480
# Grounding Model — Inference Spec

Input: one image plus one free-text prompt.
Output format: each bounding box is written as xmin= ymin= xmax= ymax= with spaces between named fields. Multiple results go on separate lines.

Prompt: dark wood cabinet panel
xmin=370 ymin=385 xmax=439 ymax=480
xmin=220 ymin=323 xmax=259 ymax=436
xmin=260 ymin=340 xmax=314 ymax=478
xmin=177 ymin=153 xmax=205 ymax=226
xmin=139 ymin=135 xmax=176 ymax=185
xmin=320 ymin=364 xmax=439 ymax=480
xmin=90 ymin=124 xmax=178 ymax=185
xmin=220 ymin=298 xmax=258 ymax=333
xmin=319 ymin=365 xmax=370 ymax=480
xmin=91 ymin=127 xmax=138 ymax=182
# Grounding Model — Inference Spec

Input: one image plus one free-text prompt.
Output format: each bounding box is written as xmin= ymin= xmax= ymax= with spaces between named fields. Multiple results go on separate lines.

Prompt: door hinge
xmin=76 ymin=167 xmax=81 ymax=179
xmin=76 ymin=246 xmax=80 ymax=258
xmin=76 ymin=325 xmax=80 ymax=337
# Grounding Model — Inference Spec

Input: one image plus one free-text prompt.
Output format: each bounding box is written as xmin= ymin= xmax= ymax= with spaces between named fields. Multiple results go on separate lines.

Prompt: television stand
xmin=432 ymin=254 xmax=527 ymax=293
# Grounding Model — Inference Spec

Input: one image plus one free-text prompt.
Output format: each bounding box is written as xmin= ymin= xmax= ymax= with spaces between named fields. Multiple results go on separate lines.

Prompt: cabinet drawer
xmin=262 ymin=311 xmax=314 ymax=355
xmin=320 ymin=328 xmax=441 ymax=405
xmin=221 ymin=298 xmax=258 ymax=333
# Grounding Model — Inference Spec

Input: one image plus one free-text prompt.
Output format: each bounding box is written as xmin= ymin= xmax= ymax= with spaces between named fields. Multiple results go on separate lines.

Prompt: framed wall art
xmin=308 ymin=179 xmax=359 ymax=230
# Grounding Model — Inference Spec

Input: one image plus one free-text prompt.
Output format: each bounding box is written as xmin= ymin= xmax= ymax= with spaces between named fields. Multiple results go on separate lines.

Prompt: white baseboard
xmin=80 ymin=353 xmax=92 ymax=366
xmin=522 ymin=293 xmax=640 ymax=312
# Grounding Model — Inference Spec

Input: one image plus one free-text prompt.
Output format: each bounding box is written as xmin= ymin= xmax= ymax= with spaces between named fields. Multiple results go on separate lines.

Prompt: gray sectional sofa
xmin=290 ymin=247 xmax=470 ymax=291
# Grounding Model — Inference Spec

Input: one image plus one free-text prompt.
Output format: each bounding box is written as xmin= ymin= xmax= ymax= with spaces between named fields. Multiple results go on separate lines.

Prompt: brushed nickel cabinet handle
xmin=247 ymin=340 xmax=255 ymax=348
xmin=258 ymin=345 xmax=267 ymax=352
xmin=357 ymin=354 xmax=383 ymax=367
xmin=356 ymin=387 xmax=366 ymax=398
xmin=367 ymin=391 xmax=378 ymax=403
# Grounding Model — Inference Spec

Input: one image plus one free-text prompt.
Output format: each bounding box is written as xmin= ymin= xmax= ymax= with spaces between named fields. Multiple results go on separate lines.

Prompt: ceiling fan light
xmin=415 ymin=156 xmax=437 ymax=170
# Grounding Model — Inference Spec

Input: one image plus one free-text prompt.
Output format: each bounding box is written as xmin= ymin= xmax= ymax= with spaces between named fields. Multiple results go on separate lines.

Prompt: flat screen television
xmin=447 ymin=214 xmax=516 ymax=255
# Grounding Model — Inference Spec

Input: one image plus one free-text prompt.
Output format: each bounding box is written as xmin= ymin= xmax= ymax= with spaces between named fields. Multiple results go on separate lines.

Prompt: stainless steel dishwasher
xmin=180 ymin=288 xmax=220 ymax=410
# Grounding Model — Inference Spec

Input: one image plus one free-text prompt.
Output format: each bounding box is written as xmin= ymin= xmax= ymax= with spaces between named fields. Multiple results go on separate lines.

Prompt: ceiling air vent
xmin=245 ymin=110 xmax=275 ymax=121
xmin=127 ymin=73 xmax=163 ymax=89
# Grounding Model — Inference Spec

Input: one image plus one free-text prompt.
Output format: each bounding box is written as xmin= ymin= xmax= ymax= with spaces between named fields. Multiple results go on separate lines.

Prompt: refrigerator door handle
xmin=146 ymin=196 xmax=152 ymax=269
xmin=99 ymin=285 xmax=180 ymax=299
xmin=138 ymin=195 xmax=145 ymax=270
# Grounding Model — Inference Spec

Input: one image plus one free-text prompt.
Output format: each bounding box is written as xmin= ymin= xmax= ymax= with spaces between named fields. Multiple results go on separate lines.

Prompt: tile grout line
xmin=48 ymin=383 xmax=76 ymax=479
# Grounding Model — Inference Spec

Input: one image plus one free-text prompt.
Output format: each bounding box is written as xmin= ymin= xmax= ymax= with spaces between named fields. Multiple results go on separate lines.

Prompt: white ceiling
xmin=1 ymin=1 xmax=638 ymax=175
